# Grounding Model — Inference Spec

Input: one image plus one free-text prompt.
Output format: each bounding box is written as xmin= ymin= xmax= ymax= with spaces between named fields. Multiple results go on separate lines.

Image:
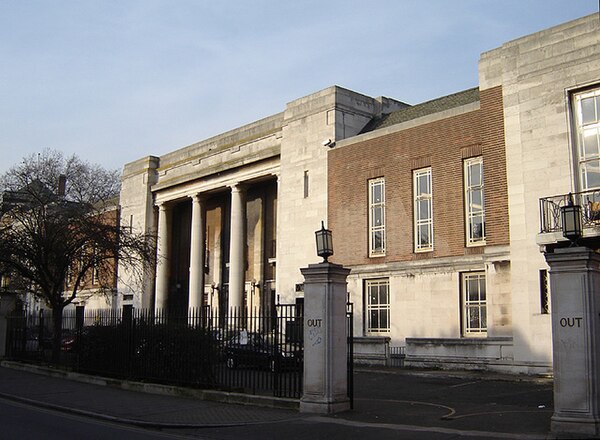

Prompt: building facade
xmin=329 ymin=85 xmax=515 ymax=370
xmin=117 ymin=14 xmax=600 ymax=374
xmin=328 ymin=13 xmax=600 ymax=374
xmin=118 ymin=87 xmax=406 ymax=317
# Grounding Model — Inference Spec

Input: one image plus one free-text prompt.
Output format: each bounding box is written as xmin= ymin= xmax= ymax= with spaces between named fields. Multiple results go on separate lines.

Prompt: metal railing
xmin=347 ymin=302 xmax=354 ymax=409
xmin=390 ymin=346 xmax=405 ymax=367
xmin=539 ymin=189 xmax=600 ymax=233
xmin=6 ymin=305 xmax=304 ymax=399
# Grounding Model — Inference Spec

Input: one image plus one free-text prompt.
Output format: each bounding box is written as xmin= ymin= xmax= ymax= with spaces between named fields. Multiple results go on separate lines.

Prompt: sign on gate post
xmin=299 ymin=261 xmax=350 ymax=414
xmin=544 ymin=247 xmax=600 ymax=437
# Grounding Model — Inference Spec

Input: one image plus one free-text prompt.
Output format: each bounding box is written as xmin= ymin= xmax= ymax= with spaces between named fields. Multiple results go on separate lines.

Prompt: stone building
xmin=118 ymin=13 xmax=600 ymax=373
xmin=117 ymin=88 xmax=406 ymax=317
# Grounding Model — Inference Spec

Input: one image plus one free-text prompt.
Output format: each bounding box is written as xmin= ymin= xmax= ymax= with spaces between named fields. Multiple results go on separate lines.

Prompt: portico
xmin=152 ymin=171 xmax=279 ymax=317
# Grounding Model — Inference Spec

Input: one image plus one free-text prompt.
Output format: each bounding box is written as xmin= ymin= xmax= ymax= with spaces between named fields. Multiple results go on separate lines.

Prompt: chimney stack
xmin=58 ymin=174 xmax=66 ymax=197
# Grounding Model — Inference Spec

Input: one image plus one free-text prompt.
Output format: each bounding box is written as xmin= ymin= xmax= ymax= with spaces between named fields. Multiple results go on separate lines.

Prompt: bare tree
xmin=0 ymin=149 xmax=155 ymax=362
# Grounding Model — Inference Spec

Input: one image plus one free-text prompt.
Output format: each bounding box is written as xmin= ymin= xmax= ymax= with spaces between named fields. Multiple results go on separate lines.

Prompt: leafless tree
xmin=0 ymin=149 xmax=155 ymax=362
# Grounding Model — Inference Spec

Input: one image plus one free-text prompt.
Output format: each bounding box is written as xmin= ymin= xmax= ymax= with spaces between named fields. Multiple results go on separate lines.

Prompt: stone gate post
xmin=299 ymin=261 xmax=350 ymax=413
xmin=0 ymin=294 xmax=16 ymax=358
xmin=544 ymin=246 xmax=600 ymax=437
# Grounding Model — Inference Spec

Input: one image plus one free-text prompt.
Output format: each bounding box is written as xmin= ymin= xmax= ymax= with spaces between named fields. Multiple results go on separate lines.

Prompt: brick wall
xmin=73 ymin=208 xmax=120 ymax=291
xmin=328 ymin=86 xmax=508 ymax=267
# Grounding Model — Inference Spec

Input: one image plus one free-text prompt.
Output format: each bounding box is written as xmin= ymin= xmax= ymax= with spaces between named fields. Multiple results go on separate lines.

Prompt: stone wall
xmin=479 ymin=13 xmax=600 ymax=368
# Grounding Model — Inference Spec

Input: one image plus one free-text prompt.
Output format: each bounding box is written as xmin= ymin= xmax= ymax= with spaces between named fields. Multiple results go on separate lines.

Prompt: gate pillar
xmin=300 ymin=261 xmax=350 ymax=414
xmin=544 ymin=246 xmax=600 ymax=437
xmin=0 ymin=294 xmax=17 ymax=358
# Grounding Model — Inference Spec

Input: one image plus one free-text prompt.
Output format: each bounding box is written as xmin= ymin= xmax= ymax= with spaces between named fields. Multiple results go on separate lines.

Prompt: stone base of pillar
xmin=300 ymin=397 xmax=351 ymax=414
xmin=0 ymin=294 xmax=17 ymax=358
xmin=544 ymin=247 xmax=600 ymax=438
xmin=551 ymin=416 xmax=600 ymax=438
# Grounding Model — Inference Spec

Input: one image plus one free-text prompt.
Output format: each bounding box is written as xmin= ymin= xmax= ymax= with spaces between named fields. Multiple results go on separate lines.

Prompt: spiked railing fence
xmin=6 ymin=305 xmax=304 ymax=399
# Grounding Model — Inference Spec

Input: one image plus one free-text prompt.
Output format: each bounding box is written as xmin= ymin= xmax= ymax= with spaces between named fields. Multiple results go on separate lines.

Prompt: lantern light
xmin=315 ymin=221 xmax=333 ymax=262
xmin=561 ymin=192 xmax=582 ymax=244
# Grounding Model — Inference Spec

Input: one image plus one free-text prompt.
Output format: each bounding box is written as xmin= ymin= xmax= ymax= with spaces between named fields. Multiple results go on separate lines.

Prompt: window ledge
xmin=466 ymin=241 xmax=486 ymax=248
xmin=406 ymin=337 xmax=512 ymax=345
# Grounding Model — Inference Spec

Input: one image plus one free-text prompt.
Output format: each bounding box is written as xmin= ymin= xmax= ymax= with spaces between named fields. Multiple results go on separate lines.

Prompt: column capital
xmin=229 ymin=182 xmax=248 ymax=193
xmin=189 ymin=193 xmax=205 ymax=204
xmin=156 ymin=201 xmax=171 ymax=212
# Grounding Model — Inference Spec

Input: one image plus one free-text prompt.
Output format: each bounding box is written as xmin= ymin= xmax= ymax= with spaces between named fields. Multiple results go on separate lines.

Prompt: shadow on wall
xmin=401 ymin=327 xmax=552 ymax=375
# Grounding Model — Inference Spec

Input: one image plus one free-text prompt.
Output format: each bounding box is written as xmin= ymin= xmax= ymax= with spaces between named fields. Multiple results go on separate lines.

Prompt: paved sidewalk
xmin=0 ymin=362 xmax=554 ymax=439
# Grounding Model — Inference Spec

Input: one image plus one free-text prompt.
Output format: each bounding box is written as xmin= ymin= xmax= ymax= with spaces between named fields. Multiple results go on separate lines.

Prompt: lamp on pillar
xmin=301 ymin=222 xmax=350 ymax=414
xmin=561 ymin=193 xmax=582 ymax=244
xmin=315 ymin=221 xmax=333 ymax=263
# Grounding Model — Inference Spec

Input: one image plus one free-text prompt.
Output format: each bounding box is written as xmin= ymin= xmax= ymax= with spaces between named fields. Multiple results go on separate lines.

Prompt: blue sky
xmin=0 ymin=1 xmax=597 ymax=174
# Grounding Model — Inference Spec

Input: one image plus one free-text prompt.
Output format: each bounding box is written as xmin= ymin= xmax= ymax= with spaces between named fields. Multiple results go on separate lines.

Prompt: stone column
xmin=155 ymin=203 xmax=171 ymax=312
xmin=274 ymin=173 xmax=281 ymax=298
xmin=300 ymin=261 xmax=351 ymax=414
xmin=229 ymin=183 xmax=246 ymax=311
xmin=544 ymin=246 xmax=600 ymax=437
xmin=189 ymin=194 xmax=206 ymax=311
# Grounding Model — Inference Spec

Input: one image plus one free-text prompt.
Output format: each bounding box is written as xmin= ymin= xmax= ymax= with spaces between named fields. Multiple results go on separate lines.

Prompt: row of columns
xmin=154 ymin=183 xmax=247 ymax=312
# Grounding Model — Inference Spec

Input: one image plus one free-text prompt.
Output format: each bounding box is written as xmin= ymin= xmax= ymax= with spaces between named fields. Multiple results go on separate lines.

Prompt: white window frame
xmin=464 ymin=157 xmax=486 ymax=246
xmin=573 ymin=88 xmax=600 ymax=191
xmin=91 ymin=246 xmax=100 ymax=285
xmin=368 ymin=177 xmax=386 ymax=257
xmin=365 ymin=278 xmax=390 ymax=334
xmin=461 ymin=272 xmax=487 ymax=336
xmin=413 ymin=168 xmax=433 ymax=252
xmin=92 ymin=264 xmax=99 ymax=285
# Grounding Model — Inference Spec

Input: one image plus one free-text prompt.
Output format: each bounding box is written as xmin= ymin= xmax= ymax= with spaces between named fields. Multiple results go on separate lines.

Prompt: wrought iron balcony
xmin=538 ymin=189 xmax=600 ymax=245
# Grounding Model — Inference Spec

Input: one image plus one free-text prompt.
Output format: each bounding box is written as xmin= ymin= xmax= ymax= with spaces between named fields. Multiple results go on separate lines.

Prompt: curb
xmin=0 ymin=389 xmax=299 ymax=429
xmin=354 ymin=365 xmax=553 ymax=384
xmin=0 ymin=360 xmax=299 ymax=411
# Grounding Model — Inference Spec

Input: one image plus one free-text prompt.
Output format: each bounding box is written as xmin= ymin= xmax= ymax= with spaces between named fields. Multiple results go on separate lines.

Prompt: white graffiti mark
xmin=308 ymin=327 xmax=323 ymax=346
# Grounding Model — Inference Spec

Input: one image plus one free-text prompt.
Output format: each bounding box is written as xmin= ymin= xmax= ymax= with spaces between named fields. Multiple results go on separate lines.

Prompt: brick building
xmin=329 ymin=85 xmax=515 ymax=370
